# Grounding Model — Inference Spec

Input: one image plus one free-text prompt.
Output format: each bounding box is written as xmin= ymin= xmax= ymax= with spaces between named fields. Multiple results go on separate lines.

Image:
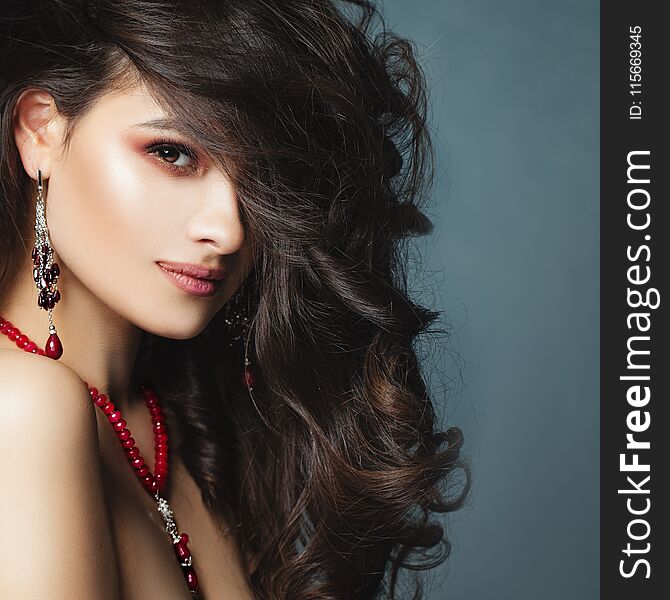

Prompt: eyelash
xmin=144 ymin=137 xmax=200 ymax=174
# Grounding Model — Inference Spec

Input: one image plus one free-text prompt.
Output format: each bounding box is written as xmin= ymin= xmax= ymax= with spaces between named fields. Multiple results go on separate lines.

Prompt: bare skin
xmin=0 ymin=80 xmax=257 ymax=598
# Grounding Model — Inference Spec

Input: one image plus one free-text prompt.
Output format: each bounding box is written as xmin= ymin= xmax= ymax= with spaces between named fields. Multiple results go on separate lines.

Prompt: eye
xmin=145 ymin=138 xmax=200 ymax=174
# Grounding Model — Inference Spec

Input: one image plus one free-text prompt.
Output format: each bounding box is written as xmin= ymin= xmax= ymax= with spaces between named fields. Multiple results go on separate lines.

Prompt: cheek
xmin=44 ymin=139 xmax=170 ymax=315
xmin=43 ymin=138 xmax=226 ymax=337
xmin=48 ymin=144 xmax=155 ymax=265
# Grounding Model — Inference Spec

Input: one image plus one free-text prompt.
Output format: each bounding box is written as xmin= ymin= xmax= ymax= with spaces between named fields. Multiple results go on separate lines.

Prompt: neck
xmin=0 ymin=253 xmax=144 ymax=415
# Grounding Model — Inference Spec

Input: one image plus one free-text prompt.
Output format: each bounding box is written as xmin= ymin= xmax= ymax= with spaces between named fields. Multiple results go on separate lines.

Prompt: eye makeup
xmin=143 ymin=137 xmax=201 ymax=175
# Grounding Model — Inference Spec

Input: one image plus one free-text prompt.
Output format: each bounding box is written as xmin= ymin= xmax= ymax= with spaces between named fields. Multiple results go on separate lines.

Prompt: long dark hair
xmin=0 ymin=1 xmax=471 ymax=597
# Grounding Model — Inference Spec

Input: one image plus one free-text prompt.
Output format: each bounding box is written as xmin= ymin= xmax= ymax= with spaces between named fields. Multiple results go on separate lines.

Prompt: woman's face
xmin=19 ymin=81 xmax=255 ymax=339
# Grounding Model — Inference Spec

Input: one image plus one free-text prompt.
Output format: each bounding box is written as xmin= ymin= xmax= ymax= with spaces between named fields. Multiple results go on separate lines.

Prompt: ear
xmin=12 ymin=88 xmax=65 ymax=182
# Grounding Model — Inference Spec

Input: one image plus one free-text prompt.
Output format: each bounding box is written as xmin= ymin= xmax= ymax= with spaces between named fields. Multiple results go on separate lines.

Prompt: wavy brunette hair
xmin=0 ymin=0 xmax=470 ymax=597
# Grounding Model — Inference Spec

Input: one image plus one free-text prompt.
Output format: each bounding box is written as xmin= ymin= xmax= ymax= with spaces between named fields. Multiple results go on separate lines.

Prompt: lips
xmin=157 ymin=262 xmax=225 ymax=297
xmin=156 ymin=261 xmax=227 ymax=280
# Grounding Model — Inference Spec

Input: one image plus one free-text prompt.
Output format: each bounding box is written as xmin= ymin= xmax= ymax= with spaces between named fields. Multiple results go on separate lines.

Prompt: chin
xmin=139 ymin=311 xmax=212 ymax=341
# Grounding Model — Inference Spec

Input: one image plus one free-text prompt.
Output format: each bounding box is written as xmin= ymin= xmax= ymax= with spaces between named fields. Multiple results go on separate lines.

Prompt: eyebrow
xmin=130 ymin=118 xmax=186 ymax=132
xmin=130 ymin=118 xmax=206 ymax=150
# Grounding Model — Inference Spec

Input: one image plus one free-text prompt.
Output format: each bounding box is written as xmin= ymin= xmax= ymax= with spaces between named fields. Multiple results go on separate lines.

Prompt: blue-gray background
xmin=380 ymin=1 xmax=599 ymax=598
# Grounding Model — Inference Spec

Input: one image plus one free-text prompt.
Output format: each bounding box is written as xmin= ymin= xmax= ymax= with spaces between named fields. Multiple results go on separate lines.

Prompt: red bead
xmin=102 ymin=402 xmax=115 ymax=415
xmin=36 ymin=348 xmax=45 ymax=355
xmin=152 ymin=423 xmax=166 ymax=435
xmin=131 ymin=456 xmax=144 ymax=469
xmin=121 ymin=437 xmax=136 ymax=449
xmin=156 ymin=442 xmax=168 ymax=454
xmin=113 ymin=419 xmax=127 ymax=431
xmin=117 ymin=429 xmax=131 ymax=441
xmin=95 ymin=394 xmax=107 ymax=407
xmin=142 ymin=474 xmax=156 ymax=491
xmin=24 ymin=341 xmax=36 ymax=352
xmin=9 ymin=329 xmax=21 ymax=341
xmin=45 ymin=333 xmax=63 ymax=359
xmin=108 ymin=410 xmax=121 ymax=423
xmin=174 ymin=538 xmax=192 ymax=560
xmin=243 ymin=366 xmax=254 ymax=389
xmin=184 ymin=566 xmax=198 ymax=591
xmin=180 ymin=533 xmax=189 ymax=544
xmin=137 ymin=464 xmax=149 ymax=477
xmin=89 ymin=386 xmax=99 ymax=398
xmin=125 ymin=446 xmax=140 ymax=459
xmin=16 ymin=334 xmax=29 ymax=347
xmin=157 ymin=433 xmax=168 ymax=444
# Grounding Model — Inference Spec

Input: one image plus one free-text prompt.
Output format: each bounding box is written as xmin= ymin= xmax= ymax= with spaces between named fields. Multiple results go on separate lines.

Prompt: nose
xmin=185 ymin=176 xmax=247 ymax=255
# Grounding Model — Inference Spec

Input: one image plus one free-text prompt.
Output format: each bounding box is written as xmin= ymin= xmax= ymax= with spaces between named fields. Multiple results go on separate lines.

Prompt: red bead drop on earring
xmin=45 ymin=332 xmax=63 ymax=359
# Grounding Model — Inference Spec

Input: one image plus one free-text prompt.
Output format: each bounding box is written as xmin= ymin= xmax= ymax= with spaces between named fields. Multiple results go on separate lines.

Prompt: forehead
xmin=87 ymin=81 xmax=170 ymax=126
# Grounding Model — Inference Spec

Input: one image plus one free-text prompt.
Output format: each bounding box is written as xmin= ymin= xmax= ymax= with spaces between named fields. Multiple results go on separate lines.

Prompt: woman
xmin=0 ymin=0 xmax=469 ymax=598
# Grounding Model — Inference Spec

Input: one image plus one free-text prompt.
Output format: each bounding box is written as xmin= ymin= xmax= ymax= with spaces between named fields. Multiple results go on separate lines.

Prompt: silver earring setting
xmin=32 ymin=169 xmax=63 ymax=359
xmin=222 ymin=287 xmax=255 ymax=392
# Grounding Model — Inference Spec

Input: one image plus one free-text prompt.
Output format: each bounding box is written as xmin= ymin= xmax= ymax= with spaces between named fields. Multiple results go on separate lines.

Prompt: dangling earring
xmin=222 ymin=287 xmax=255 ymax=392
xmin=32 ymin=169 xmax=63 ymax=359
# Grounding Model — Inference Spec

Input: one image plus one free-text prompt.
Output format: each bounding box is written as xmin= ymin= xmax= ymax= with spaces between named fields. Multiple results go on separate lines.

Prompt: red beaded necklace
xmin=0 ymin=314 xmax=201 ymax=597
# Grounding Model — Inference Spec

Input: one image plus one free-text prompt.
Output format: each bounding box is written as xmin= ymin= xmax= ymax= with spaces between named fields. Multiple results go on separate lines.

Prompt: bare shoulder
xmin=0 ymin=349 xmax=120 ymax=599
xmin=0 ymin=347 xmax=90 ymax=404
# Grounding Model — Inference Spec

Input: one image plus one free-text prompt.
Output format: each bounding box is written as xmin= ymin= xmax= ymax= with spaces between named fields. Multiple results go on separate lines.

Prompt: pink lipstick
xmin=157 ymin=262 xmax=225 ymax=297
